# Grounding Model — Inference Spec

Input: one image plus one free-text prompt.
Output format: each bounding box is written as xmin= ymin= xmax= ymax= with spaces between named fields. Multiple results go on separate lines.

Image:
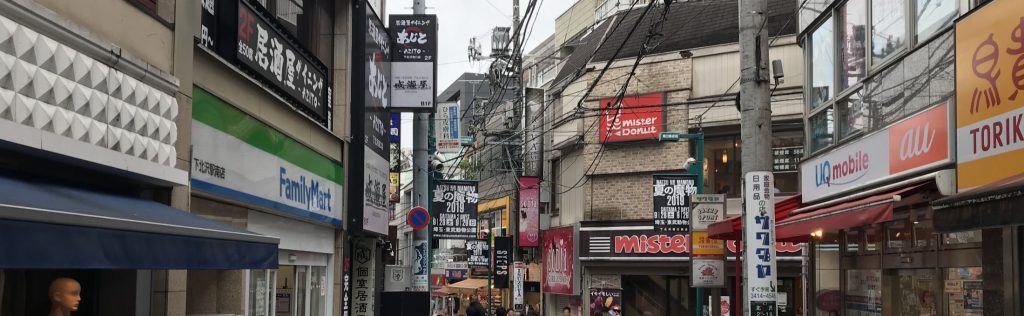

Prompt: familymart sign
xmin=191 ymin=88 xmax=344 ymax=225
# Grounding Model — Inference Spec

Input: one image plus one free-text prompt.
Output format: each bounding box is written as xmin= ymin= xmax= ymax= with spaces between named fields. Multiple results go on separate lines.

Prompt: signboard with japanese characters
xmin=588 ymin=288 xmax=622 ymax=313
xmin=435 ymin=102 xmax=462 ymax=152
xmin=955 ymin=1 xmax=1024 ymax=190
xmin=467 ymin=240 xmax=490 ymax=267
xmin=772 ymin=146 xmax=803 ymax=173
xmin=236 ymin=1 xmax=330 ymax=123
xmin=199 ymin=0 xmax=216 ymax=49
xmin=431 ymin=180 xmax=479 ymax=240
xmin=690 ymin=194 xmax=726 ymax=288
xmin=493 ymin=236 xmax=511 ymax=288
xmin=744 ymin=172 xmax=778 ymax=315
xmin=351 ymin=238 xmax=378 ymax=316
xmin=389 ymin=14 xmax=437 ymax=111
xmin=349 ymin=0 xmax=392 ymax=236
xmin=652 ymin=174 xmax=697 ymax=233
xmin=513 ymin=261 xmax=526 ymax=310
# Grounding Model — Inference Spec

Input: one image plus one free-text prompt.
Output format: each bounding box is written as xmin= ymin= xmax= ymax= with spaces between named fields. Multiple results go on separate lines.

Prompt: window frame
xmin=125 ymin=0 xmax=175 ymax=26
xmin=802 ymin=0 xmax=959 ymax=157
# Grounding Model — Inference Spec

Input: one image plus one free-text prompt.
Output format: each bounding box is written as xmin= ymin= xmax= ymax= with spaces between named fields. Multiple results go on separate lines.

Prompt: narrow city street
xmin=0 ymin=0 xmax=1019 ymax=315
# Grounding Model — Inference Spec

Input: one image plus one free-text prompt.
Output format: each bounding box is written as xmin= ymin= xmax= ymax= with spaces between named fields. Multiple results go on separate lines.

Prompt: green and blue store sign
xmin=191 ymin=87 xmax=344 ymax=226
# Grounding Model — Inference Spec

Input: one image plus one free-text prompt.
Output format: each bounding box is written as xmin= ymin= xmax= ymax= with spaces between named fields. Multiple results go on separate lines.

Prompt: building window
xmin=810 ymin=16 xmax=836 ymax=109
xmin=126 ymin=0 xmax=175 ymax=24
xmin=837 ymin=89 xmax=867 ymax=139
xmin=915 ymin=0 xmax=957 ymax=41
xmin=864 ymin=61 xmax=905 ymax=127
xmin=809 ymin=108 xmax=835 ymax=152
xmin=839 ymin=0 xmax=867 ymax=90
xmin=870 ymin=0 xmax=906 ymax=65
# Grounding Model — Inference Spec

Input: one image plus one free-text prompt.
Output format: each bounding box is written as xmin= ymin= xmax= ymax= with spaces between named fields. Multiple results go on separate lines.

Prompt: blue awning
xmin=0 ymin=175 xmax=278 ymax=269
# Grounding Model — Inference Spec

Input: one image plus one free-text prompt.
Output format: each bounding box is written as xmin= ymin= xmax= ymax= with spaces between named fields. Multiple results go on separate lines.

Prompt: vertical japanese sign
xmin=349 ymin=0 xmax=391 ymax=236
xmin=435 ymin=102 xmax=461 ymax=152
xmin=431 ymin=180 xmax=479 ymax=240
xmin=744 ymin=172 xmax=778 ymax=315
xmin=691 ymin=194 xmax=726 ymax=288
xmin=389 ymin=112 xmax=401 ymax=202
xmin=199 ymin=0 xmax=216 ymax=49
xmin=412 ymin=239 xmax=428 ymax=291
xmin=542 ymin=226 xmax=575 ymax=294
xmin=493 ymin=236 xmax=512 ymax=288
xmin=652 ymin=174 xmax=697 ymax=233
xmin=236 ymin=1 xmax=330 ymax=122
xmin=389 ymin=15 xmax=437 ymax=111
xmin=519 ymin=176 xmax=541 ymax=247
xmin=513 ymin=261 xmax=526 ymax=310
xmin=954 ymin=0 xmax=1024 ymax=190
xmin=466 ymin=240 xmax=490 ymax=267
xmin=588 ymin=288 xmax=622 ymax=313
xmin=351 ymin=238 xmax=378 ymax=316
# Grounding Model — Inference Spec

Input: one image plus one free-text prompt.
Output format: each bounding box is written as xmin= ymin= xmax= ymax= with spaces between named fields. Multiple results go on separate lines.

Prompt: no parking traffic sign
xmin=407 ymin=206 xmax=429 ymax=230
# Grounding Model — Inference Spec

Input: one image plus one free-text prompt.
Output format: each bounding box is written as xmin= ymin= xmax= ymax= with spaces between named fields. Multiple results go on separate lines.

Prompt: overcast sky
xmin=388 ymin=0 xmax=575 ymax=149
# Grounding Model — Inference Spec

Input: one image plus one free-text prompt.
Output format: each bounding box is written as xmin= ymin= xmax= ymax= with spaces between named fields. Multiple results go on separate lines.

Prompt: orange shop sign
xmin=888 ymin=103 xmax=951 ymax=174
xmin=955 ymin=0 xmax=1024 ymax=190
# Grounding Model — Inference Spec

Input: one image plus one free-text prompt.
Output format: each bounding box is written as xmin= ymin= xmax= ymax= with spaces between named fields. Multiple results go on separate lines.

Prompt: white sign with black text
xmin=744 ymin=172 xmax=778 ymax=315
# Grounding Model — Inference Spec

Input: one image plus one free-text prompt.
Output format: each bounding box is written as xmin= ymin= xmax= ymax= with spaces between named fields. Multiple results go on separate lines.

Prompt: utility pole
xmin=411 ymin=0 xmax=431 ymax=297
xmin=738 ymin=0 xmax=773 ymax=312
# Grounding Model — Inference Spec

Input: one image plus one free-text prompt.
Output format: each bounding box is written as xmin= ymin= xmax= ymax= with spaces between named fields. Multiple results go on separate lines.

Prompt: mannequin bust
xmin=48 ymin=278 xmax=81 ymax=316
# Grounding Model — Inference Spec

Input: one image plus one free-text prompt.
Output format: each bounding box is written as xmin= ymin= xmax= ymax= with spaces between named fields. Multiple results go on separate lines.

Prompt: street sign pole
xmin=660 ymin=131 xmax=707 ymax=314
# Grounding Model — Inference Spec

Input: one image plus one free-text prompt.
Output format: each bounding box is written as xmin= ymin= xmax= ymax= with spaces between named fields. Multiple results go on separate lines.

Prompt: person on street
xmin=465 ymin=298 xmax=485 ymax=316
xmin=496 ymin=307 xmax=508 ymax=316
xmin=562 ymin=306 xmax=572 ymax=316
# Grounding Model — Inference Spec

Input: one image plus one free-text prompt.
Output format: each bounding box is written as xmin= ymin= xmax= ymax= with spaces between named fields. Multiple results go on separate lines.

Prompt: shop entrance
xmin=621 ymin=275 xmax=690 ymax=316
xmin=273 ymin=265 xmax=328 ymax=316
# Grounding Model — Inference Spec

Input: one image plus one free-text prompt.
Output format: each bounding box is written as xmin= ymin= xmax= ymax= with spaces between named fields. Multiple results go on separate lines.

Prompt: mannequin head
xmin=48 ymin=278 xmax=81 ymax=313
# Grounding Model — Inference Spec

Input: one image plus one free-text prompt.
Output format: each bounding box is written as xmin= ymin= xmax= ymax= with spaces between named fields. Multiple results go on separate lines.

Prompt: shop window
xmin=814 ymin=233 xmax=842 ymax=315
xmin=886 ymin=220 xmax=912 ymax=252
xmin=249 ymin=269 xmax=276 ymax=316
xmin=884 ymin=269 xmax=938 ymax=316
xmin=839 ymin=0 xmax=867 ymax=90
xmin=809 ymin=17 xmax=836 ymax=109
xmin=702 ymin=137 xmax=742 ymax=197
xmin=845 ymin=229 xmax=862 ymax=254
xmin=126 ymin=0 xmax=175 ymax=24
xmin=809 ymin=108 xmax=835 ymax=152
xmin=912 ymin=220 xmax=936 ymax=249
xmin=837 ymin=89 xmax=867 ymax=139
xmin=915 ymin=0 xmax=957 ymax=42
xmin=945 ymin=267 xmax=983 ymax=315
xmin=943 ymin=230 xmax=982 ymax=246
xmin=863 ymin=225 xmax=882 ymax=253
xmin=846 ymin=269 xmax=883 ymax=314
xmin=871 ymin=0 xmax=906 ymax=65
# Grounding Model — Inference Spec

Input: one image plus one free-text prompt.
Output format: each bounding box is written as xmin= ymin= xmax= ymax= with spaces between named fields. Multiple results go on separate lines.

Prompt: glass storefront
xmin=248 ymin=265 xmax=328 ymax=316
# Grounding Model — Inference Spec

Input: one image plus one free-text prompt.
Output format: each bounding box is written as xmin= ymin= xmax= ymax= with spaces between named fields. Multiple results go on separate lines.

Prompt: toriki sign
xmin=955 ymin=3 xmax=1024 ymax=190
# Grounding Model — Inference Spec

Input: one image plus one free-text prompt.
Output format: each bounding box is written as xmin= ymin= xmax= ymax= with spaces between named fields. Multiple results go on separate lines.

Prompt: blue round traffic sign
xmin=408 ymin=206 xmax=429 ymax=230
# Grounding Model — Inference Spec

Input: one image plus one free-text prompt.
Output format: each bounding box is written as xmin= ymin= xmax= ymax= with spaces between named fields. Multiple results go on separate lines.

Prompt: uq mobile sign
xmin=800 ymin=102 xmax=952 ymax=202
xmin=190 ymin=88 xmax=343 ymax=225
xmin=349 ymin=0 xmax=392 ymax=235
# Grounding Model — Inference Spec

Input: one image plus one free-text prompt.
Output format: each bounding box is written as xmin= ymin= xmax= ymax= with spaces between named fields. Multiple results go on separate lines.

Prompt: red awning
xmin=775 ymin=183 xmax=931 ymax=240
xmin=707 ymin=195 xmax=802 ymax=241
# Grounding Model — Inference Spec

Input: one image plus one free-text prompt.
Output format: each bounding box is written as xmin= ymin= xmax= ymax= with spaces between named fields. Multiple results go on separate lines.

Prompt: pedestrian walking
xmin=465 ymin=297 xmax=485 ymax=316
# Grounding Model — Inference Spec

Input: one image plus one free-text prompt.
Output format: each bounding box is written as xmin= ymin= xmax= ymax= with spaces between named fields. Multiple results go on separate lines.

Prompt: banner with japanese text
xmin=519 ymin=176 xmax=541 ymax=246
xmin=653 ymin=174 xmax=697 ymax=233
xmin=431 ymin=180 xmax=479 ymax=240
xmin=744 ymin=172 xmax=778 ymax=314
xmin=542 ymin=226 xmax=576 ymax=294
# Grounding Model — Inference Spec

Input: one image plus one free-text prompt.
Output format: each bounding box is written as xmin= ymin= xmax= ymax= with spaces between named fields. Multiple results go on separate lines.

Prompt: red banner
xmin=599 ymin=93 xmax=665 ymax=142
xmin=542 ymin=226 xmax=575 ymax=295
